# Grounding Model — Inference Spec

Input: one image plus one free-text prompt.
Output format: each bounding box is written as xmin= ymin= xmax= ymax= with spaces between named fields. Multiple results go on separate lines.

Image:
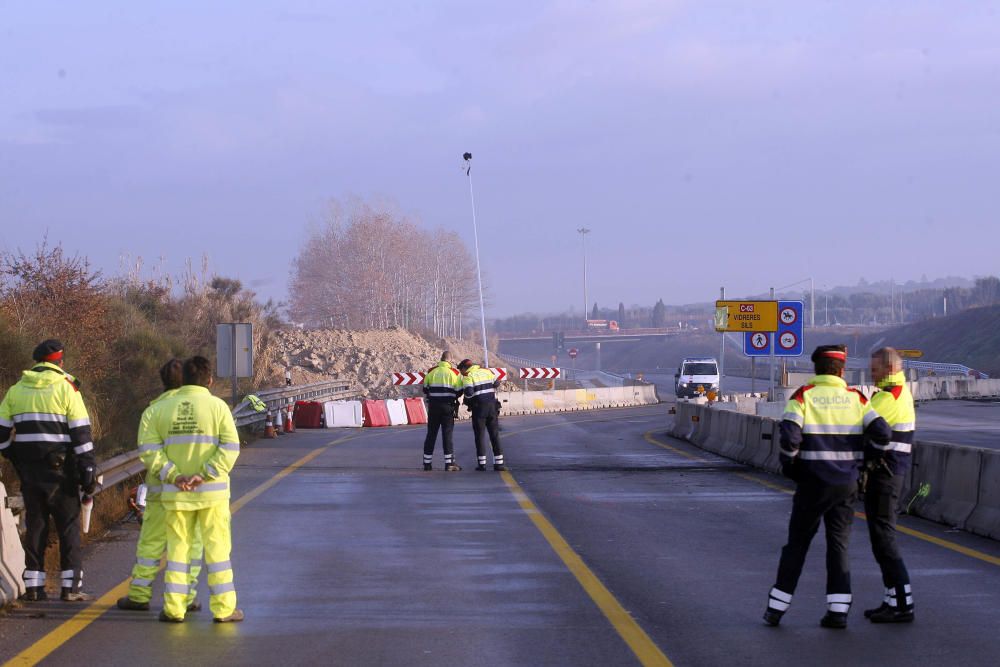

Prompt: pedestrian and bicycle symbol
xmin=743 ymin=300 xmax=804 ymax=357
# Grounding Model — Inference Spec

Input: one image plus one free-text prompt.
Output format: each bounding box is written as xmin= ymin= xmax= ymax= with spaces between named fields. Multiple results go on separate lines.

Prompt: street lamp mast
xmin=464 ymin=152 xmax=490 ymax=367
xmin=577 ymin=227 xmax=591 ymax=325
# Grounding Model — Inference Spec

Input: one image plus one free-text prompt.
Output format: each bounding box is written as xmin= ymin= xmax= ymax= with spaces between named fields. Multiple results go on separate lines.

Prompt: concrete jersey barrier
xmin=673 ymin=402 xmax=1000 ymax=540
xmin=1 ymin=482 xmax=26 ymax=605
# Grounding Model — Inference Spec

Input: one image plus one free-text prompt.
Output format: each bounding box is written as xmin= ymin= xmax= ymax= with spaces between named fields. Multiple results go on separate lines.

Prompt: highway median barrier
xmin=1 ymin=482 xmax=26 ymax=605
xmin=966 ymin=450 xmax=1000 ymax=541
xmin=908 ymin=443 xmax=982 ymax=529
xmin=672 ymin=402 xmax=998 ymax=536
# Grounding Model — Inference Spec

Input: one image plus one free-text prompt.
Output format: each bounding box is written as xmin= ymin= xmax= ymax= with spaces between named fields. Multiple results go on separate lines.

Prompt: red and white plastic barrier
xmin=404 ymin=398 xmax=427 ymax=424
xmin=362 ymin=400 xmax=391 ymax=427
xmin=324 ymin=400 xmax=364 ymax=428
xmin=385 ymin=399 xmax=408 ymax=426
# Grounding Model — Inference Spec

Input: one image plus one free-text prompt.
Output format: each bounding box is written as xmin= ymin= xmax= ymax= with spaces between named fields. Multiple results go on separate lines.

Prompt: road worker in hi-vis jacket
xmin=139 ymin=356 xmax=243 ymax=623
xmin=422 ymin=351 xmax=464 ymax=471
xmin=458 ymin=359 xmax=506 ymax=471
xmin=763 ymin=344 xmax=891 ymax=629
xmin=862 ymin=347 xmax=916 ymax=623
xmin=118 ymin=359 xmax=204 ymax=612
xmin=0 ymin=339 xmax=98 ymax=602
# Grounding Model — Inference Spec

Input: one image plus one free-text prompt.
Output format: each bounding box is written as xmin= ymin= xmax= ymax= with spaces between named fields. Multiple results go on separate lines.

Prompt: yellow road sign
xmin=714 ymin=300 xmax=778 ymax=332
xmin=898 ymin=349 xmax=923 ymax=359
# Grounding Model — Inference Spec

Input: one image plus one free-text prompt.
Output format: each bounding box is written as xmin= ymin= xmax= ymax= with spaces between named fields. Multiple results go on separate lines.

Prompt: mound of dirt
xmin=264 ymin=327 xmax=508 ymax=398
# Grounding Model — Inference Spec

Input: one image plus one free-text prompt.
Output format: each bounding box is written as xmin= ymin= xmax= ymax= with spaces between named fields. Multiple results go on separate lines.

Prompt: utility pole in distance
xmin=577 ymin=228 xmax=591 ymax=328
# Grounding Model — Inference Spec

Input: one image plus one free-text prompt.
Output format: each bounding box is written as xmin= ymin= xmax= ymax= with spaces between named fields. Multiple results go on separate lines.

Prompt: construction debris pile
xmin=263 ymin=327 xmax=512 ymax=398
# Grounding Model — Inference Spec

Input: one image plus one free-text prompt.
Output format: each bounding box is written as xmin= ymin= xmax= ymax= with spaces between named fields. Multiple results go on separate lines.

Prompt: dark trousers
xmin=864 ymin=469 xmax=910 ymax=588
xmin=774 ymin=480 xmax=855 ymax=596
xmin=20 ymin=473 xmax=83 ymax=583
xmin=471 ymin=403 xmax=503 ymax=460
xmin=423 ymin=401 xmax=456 ymax=457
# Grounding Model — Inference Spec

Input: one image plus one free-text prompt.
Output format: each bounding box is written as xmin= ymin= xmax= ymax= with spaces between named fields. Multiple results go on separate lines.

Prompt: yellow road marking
xmin=643 ymin=430 xmax=1000 ymax=568
xmin=500 ymin=471 xmax=673 ymax=667
xmin=3 ymin=433 xmax=362 ymax=667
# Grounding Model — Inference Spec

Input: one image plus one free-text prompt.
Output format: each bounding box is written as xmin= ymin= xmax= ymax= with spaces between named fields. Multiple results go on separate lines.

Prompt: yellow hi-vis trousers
xmin=127 ymin=498 xmax=202 ymax=604
xmin=163 ymin=503 xmax=236 ymax=620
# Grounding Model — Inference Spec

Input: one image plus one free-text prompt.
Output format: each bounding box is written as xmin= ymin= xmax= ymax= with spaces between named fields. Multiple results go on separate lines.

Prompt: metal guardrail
xmin=95 ymin=379 xmax=358 ymax=495
xmin=902 ymin=361 xmax=988 ymax=379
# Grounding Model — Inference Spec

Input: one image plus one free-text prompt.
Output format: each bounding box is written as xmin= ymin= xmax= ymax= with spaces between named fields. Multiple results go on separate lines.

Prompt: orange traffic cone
xmin=264 ymin=413 xmax=276 ymax=438
xmin=284 ymin=405 xmax=295 ymax=433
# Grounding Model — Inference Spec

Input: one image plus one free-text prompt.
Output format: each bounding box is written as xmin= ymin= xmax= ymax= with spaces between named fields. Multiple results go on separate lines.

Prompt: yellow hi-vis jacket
xmin=463 ymin=365 xmax=498 ymax=411
xmin=422 ymin=362 xmax=463 ymax=402
xmin=869 ymin=371 xmax=916 ymax=474
xmin=0 ymin=361 xmax=96 ymax=480
xmin=780 ymin=374 xmax=891 ymax=485
xmin=139 ymin=385 xmax=240 ymax=510
xmin=137 ymin=389 xmax=178 ymax=500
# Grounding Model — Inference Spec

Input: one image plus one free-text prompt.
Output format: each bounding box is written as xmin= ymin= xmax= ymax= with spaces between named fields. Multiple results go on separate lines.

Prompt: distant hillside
xmin=852 ymin=306 xmax=1000 ymax=376
xmin=499 ymin=307 xmax=1000 ymax=378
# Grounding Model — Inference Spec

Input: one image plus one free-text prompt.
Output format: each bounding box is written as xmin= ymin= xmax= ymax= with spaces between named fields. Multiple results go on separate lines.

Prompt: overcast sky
xmin=2 ymin=1 xmax=998 ymax=316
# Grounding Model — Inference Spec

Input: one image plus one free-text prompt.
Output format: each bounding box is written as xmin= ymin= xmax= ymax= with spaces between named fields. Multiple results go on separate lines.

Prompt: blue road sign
xmin=744 ymin=300 xmax=804 ymax=357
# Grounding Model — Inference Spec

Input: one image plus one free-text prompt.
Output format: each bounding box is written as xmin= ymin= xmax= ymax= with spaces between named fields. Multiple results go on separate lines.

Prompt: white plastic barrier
xmin=498 ymin=384 xmax=658 ymax=416
xmin=1 ymin=482 xmax=26 ymax=605
xmin=385 ymin=399 xmax=409 ymax=426
xmin=324 ymin=400 xmax=364 ymax=428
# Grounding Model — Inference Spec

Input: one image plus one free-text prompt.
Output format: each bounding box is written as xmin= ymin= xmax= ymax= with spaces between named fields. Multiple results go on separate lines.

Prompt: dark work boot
xmin=62 ymin=588 xmax=93 ymax=602
xmin=475 ymin=464 xmax=486 ymax=471
xmin=423 ymin=463 xmax=433 ymax=471
xmin=117 ymin=596 xmax=150 ymax=611
xmin=20 ymin=587 xmax=47 ymax=602
xmin=870 ymin=585 xmax=914 ymax=623
xmin=762 ymin=609 xmax=783 ymax=626
xmin=864 ymin=602 xmax=889 ymax=619
xmin=820 ymin=612 xmax=848 ymax=629
xmin=493 ymin=464 xmax=507 ymax=471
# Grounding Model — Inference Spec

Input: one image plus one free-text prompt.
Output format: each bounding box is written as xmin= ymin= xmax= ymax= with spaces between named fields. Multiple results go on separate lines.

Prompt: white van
xmin=675 ymin=357 xmax=720 ymax=398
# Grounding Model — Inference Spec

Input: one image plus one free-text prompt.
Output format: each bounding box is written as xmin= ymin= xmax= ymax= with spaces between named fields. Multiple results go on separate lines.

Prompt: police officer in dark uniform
xmin=863 ymin=347 xmax=916 ymax=623
xmin=421 ymin=352 xmax=464 ymax=471
xmin=458 ymin=359 xmax=506 ymax=471
xmin=763 ymin=345 xmax=891 ymax=629
xmin=0 ymin=340 xmax=97 ymax=601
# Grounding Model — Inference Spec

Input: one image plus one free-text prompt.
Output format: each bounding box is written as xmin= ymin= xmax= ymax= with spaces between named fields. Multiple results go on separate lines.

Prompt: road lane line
xmin=3 ymin=433 xmax=362 ymax=667
xmin=643 ymin=430 xmax=1000 ymax=568
xmin=500 ymin=471 xmax=674 ymax=667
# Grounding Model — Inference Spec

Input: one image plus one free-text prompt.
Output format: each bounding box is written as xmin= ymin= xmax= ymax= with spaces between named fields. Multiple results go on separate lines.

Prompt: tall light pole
xmin=577 ymin=227 xmax=591 ymax=325
xmin=463 ymin=152 xmax=490 ymax=366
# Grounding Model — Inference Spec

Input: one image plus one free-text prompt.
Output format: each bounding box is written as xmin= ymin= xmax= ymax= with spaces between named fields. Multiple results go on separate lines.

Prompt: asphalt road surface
xmin=914 ymin=399 xmax=1000 ymax=450
xmin=3 ymin=405 xmax=1000 ymax=666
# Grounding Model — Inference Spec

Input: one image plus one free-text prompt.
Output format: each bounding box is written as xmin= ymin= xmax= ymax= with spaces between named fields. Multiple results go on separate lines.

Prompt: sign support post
xmin=769 ymin=287 xmax=775 ymax=398
xmin=719 ymin=287 xmax=725 ymax=396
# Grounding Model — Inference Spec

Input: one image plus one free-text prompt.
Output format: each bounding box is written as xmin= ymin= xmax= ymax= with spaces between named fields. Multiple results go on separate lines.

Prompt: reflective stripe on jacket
xmin=137 ymin=389 xmax=179 ymax=499
xmin=463 ymin=365 xmax=497 ymax=410
xmin=423 ymin=362 xmax=463 ymax=402
xmin=779 ymin=374 xmax=891 ymax=485
xmin=0 ymin=362 xmax=95 ymax=478
xmin=138 ymin=385 xmax=240 ymax=509
xmin=869 ymin=371 xmax=915 ymax=474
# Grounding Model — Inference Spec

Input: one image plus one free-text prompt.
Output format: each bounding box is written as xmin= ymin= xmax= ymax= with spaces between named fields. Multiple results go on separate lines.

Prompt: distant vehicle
xmin=585 ymin=319 xmax=620 ymax=331
xmin=675 ymin=357 xmax=720 ymax=398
